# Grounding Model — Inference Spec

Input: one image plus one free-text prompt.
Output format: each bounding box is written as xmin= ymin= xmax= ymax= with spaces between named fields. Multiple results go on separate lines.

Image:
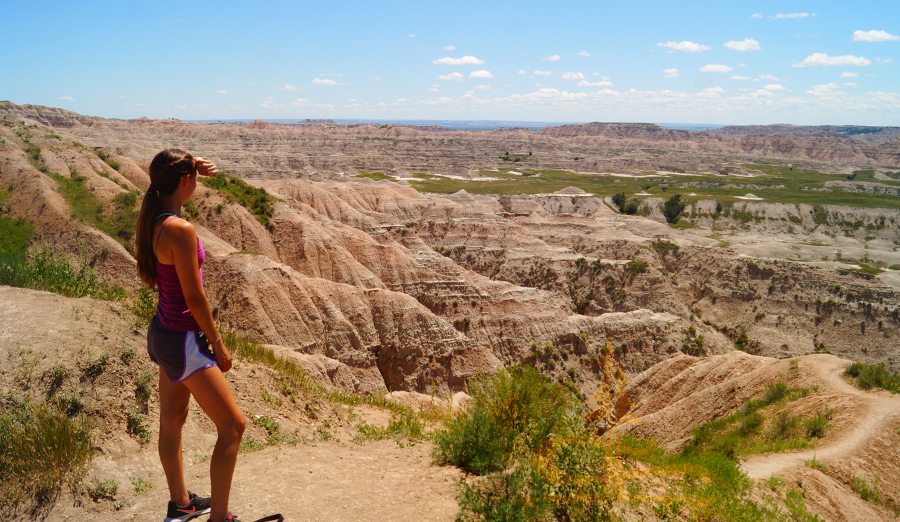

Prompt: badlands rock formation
xmin=1 ymin=102 xmax=898 ymax=398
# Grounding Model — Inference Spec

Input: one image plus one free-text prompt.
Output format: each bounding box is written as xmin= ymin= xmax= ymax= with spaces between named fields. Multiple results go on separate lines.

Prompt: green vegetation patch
xmin=0 ymin=400 xmax=93 ymax=509
xmin=353 ymin=170 xmax=393 ymax=181
xmin=682 ymin=381 xmax=830 ymax=459
xmin=844 ymin=362 xmax=900 ymax=393
xmin=199 ymin=172 xmax=276 ymax=229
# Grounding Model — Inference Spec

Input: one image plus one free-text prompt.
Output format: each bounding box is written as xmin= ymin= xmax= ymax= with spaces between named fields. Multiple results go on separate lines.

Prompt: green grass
xmin=0 ymin=400 xmax=93 ymax=509
xmin=844 ymin=362 xmax=900 ymax=393
xmin=681 ymin=382 xmax=825 ymax=459
xmin=406 ymin=163 xmax=900 ymax=210
xmin=353 ymin=170 xmax=393 ymax=181
xmin=46 ymin=172 xmax=139 ymax=253
xmin=199 ymin=172 xmax=277 ymax=229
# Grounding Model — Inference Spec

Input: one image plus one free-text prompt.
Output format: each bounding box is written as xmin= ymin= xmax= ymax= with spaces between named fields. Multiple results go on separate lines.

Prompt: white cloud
xmin=315 ymin=103 xmax=335 ymax=109
xmin=469 ymin=70 xmax=493 ymax=78
xmin=408 ymin=34 xmax=415 ymax=38
xmin=371 ymin=77 xmax=382 ymax=80
xmin=764 ymin=84 xmax=786 ymax=91
xmin=738 ymin=63 xmax=747 ymax=67
xmin=518 ymin=69 xmax=526 ymax=74
xmin=663 ymin=68 xmax=679 ymax=78
xmin=319 ymin=73 xmax=342 ymax=77
xmin=217 ymin=89 xmax=229 ymax=94
xmin=426 ymin=84 xmax=438 ymax=92
xmin=562 ymin=72 xmax=586 ymax=80
xmin=724 ymin=38 xmax=761 ymax=51
xmin=700 ymin=64 xmax=733 ymax=73
xmin=657 ymin=41 xmax=711 ymax=53
xmin=773 ymin=13 xmax=811 ymax=19
xmin=433 ymin=55 xmax=484 ymax=65
xmin=312 ymin=78 xmax=349 ymax=85
xmin=347 ymin=99 xmax=356 ymax=102
xmin=534 ymin=70 xmax=552 ymax=76
xmin=443 ymin=45 xmax=456 ymax=50
xmin=731 ymin=75 xmax=752 ymax=80
xmin=877 ymin=58 xmax=895 ymax=63
xmin=750 ymin=13 xmax=762 ymax=19
xmin=577 ymin=80 xmax=613 ymax=87
xmin=294 ymin=98 xmax=309 ymax=103
xmin=438 ymin=72 xmax=465 ymax=81
xmin=277 ymin=83 xmax=303 ymax=90
xmin=542 ymin=55 xmax=561 ymax=61
xmin=853 ymin=30 xmax=900 ymax=42
xmin=759 ymin=74 xmax=781 ymax=80
xmin=840 ymin=72 xmax=860 ymax=78
xmin=698 ymin=87 xmax=725 ymax=98
xmin=844 ymin=82 xmax=858 ymax=87
xmin=58 ymin=96 xmax=74 ymax=100
xmin=577 ymin=50 xmax=591 ymax=57
xmin=476 ymin=84 xmax=491 ymax=90
xmin=792 ymin=53 xmax=872 ymax=67
xmin=805 ymin=83 xmax=844 ymax=96
xmin=397 ymin=98 xmax=409 ymax=102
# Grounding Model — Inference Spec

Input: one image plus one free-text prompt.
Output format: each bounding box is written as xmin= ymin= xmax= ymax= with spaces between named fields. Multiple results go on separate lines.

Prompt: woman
xmin=135 ymin=149 xmax=246 ymax=522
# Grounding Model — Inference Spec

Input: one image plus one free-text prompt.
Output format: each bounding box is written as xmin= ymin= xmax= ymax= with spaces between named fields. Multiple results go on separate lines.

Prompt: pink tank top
xmin=154 ymin=213 xmax=205 ymax=332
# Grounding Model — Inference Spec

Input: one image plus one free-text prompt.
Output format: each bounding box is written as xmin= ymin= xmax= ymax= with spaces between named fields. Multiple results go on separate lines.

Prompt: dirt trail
xmin=48 ymin=439 xmax=462 ymax=522
xmin=741 ymin=358 xmax=900 ymax=480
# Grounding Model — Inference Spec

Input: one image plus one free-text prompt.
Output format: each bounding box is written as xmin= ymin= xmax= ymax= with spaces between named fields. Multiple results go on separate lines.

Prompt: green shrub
xmin=663 ymin=194 xmax=686 ymax=224
xmin=199 ymin=173 xmax=276 ymax=229
xmin=87 ymin=478 xmax=118 ymax=502
xmin=432 ymin=366 xmax=580 ymax=475
xmin=0 ymin=245 xmax=126 ymax=302
xmin=127 ymin=284 xmax=158 ymax=328
xmin=0 ymin=400 xmax=93 ymax=508
xmin=844 ymin=362 xmax=900 ymax=393
xmin=126 ymin=409 xmax=150 ymax=445
xmin=135 ymin=371 xmax=154 ymax=406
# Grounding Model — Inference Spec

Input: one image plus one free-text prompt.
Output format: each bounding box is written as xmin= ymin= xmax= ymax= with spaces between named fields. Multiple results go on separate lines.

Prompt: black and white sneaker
xmin=164 ymin=491 xmax=212 ymax=522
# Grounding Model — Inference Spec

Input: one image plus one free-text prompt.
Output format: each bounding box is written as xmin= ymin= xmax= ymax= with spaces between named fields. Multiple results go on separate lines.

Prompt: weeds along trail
xmin=740 ymin=357 xmax=900 ymax=480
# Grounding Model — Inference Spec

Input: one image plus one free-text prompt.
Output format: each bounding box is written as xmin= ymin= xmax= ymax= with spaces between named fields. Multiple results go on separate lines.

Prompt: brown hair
xmin=135 ymin=149 xmax=195 ymax=287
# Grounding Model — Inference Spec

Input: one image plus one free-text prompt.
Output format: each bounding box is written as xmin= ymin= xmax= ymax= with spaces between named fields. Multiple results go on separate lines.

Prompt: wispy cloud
xmin=469 ymin=70 xmax=493 ymax=78
xmin=438 ymin=72 xmax=465 ymax=81
xmin=699 ymin=86 xmax=725 ymax=97
xmin=663 ymin=68 xmax=679 ymax=78
xmin=217 ymin=89 xmax=229 ymax=94
xmin=426 ymin=84 xmax=438 ymax=92
xmin=58 ymin=96 xmax=74 ymax=100
xmin=700 ymin=64 xmax=733 ymax=73
xmin=277 ymin=83 xmax=303 ymax=90
xmin=840 ymin=72 xmax=860 ymax=78
xmin=657 ymin=41 xmax=711 ymax=53
xmin=408 ymin=34 xmax=415 ymax=38
xmin=763 ymin=84 xmax=786 ymax=91
xmin=371 ymin=77 xmax=382 ymax=80
xmin=319 ymin=73 xmax=342 ymax=77
xmin=772 ymin=12 xmax=813 ymax=19
xmin=731 ymin=75 xmax=752 ymax=80
xmin=853 ymin=30 xmax=900 ymax=42
xmin=561 ymin=72 xmax=586 ymax=80
xmin=792 ymin=53 xmax=871 ymax=67
xmin=805 ymin=83 xmax=843 ymax=96
xmin=518 ymin=69 xmax=526 ymax=74
xmin=533 ymin=70 xmax=552 ymax=76
xmin=443 ymin=45 xmax=456 ymax=50
xmin=577 ymin=50 xmax=591 ymax=57
xmin=750 ymin=13 xmax=762 ymax=19
xmin=542 ymin=55 xmax=561 ymax=61
xmin=312 ymin=78 xmax=349 ymax=85
xmin=724 ymin=38 xmax=761 ymax=51
xmin=577 ymin=80 xmax=613 ymax=87
xmin=476 ymin=84 xmax=491 ymax=90
xmin=433 ymin=56 xmax=484 ymax=65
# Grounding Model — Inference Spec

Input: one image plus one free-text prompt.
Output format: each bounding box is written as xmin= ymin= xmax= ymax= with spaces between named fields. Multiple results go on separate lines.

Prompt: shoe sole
xmin=163 ymin=508 xmax=211 ymax=522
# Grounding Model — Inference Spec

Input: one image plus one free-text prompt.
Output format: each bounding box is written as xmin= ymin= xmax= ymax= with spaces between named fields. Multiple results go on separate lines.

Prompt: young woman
xmin=136 ymin=149 xmax=246 ymax=522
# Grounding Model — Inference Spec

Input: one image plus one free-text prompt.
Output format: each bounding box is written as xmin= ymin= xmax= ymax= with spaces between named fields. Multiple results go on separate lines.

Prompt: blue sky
xmin=2 ymin=0 xmax=898 ymax=125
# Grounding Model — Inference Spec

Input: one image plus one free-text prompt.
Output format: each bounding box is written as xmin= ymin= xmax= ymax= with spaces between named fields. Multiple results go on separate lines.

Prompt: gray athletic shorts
xmin=147 ymin=314 xmax=217 ymax=382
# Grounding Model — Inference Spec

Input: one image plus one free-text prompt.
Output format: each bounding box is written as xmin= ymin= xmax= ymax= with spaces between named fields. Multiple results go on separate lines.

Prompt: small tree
xmin=663 ymin=194 xmax=686 ymax=224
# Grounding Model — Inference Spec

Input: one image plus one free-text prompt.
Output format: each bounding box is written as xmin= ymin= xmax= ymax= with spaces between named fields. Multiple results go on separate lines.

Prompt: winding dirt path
xmin=741 ymin=357 xmax=900 ymax=480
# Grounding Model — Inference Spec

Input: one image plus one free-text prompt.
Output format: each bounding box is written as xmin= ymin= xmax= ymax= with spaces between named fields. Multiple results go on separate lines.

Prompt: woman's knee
xmin=219 ymin=412 xmax=246 ymax=442
xmin=160 ymin=404 xmax=189 ymax=431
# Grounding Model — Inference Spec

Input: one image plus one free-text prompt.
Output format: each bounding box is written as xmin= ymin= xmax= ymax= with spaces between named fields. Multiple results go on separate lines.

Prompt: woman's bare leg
xmin=182 ymin=366 xmax=246 ymax=522
xmin=158 ymin=370 xmax=192 ymax=506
